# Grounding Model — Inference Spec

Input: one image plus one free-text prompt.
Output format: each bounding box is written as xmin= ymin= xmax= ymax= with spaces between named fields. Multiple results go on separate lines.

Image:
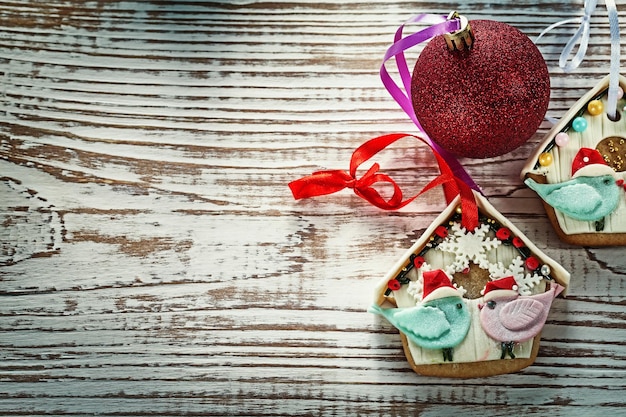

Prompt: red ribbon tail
xmin=288 ymin=133 xmax=479 ymax=231
xmin=457 ymin=179 xmax=479 ymax=231
xmin=288 ymin=170 xmax=354 ymax=200
xmin=419 ymin=171 xmax=478 ymax=231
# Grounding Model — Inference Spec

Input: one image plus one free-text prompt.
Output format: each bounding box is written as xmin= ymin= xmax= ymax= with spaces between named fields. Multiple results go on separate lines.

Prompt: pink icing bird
xmin=478 ymin=276 xmax=564 ymax=359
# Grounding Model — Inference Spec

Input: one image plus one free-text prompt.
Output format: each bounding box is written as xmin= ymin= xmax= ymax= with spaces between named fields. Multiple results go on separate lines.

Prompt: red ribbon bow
xmin=289 ymin=133 xmax=479 ymax=231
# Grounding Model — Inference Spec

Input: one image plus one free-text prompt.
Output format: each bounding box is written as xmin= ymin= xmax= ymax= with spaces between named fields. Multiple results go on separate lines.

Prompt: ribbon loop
xmin=535 ymin=0 xmax=598 ymax=73
xmin=536 ymin=0 xmax=620 ymax=119
xmin=379 ymin=14 xmax=482 ymax=194
xmin=353 ymin=163 xmax=380 ymax=188
xmin=287 ymin=169 xmax=354 ymax=199
xmin=288 ymin=133 xmax=479 ymax=231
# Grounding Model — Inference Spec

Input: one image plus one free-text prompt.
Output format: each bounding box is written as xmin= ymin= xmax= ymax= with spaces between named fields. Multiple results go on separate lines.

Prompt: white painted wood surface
xmin=1 ymin=1 xmax=624 ymax=415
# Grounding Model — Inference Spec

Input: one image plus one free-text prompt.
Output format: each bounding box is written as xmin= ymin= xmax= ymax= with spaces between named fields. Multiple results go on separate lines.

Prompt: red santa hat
xmin=571 ymin=148 xmax=614 ymax=178
xmin=481 ymin=276 xmax=519 ymax=302
xmin=421 ymin=269 xmax=460 ymax=303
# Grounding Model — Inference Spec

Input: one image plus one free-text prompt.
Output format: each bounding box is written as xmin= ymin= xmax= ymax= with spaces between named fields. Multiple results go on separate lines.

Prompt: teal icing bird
xmin=369 ymin=287 xmax=471 ymax=362
xmin=524 ymin=175 xmax=623 ymax=223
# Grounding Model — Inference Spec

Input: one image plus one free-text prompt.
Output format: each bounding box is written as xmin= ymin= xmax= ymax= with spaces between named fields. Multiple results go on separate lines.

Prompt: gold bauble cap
xmin=444 ymin=11 xmax=474 ymax=51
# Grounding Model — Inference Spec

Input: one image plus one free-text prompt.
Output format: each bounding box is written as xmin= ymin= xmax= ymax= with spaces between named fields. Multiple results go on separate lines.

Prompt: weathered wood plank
xmin=1 ymin=0 xmax=625 ymax=415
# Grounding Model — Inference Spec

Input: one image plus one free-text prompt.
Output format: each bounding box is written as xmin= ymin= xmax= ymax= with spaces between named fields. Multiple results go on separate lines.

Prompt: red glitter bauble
xmin=411 ymin=19 xmax=550 ymax=159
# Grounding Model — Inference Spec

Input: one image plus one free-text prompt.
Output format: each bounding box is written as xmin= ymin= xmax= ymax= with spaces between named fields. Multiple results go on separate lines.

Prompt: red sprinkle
xmin=435 ymin=226 xmax=448 ymax=238
xmin=512 ymin=237 xmax=525 ymax=248
xmin=525 ymin=256 xmax=540 ymax=270
xmin=388 ymin=279 xmax=401 ymax=291
xmin=496 ymin=227 xmax=511 ymax=241
xmin=413 ymin=256 xmax=425 ymax=268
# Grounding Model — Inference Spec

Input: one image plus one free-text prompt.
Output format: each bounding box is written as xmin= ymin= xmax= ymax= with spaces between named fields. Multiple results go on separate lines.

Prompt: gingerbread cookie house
xmin=521 ymin=75 xmax=626 ymax=246
xmin=370 ymin=191 xmax=570 ymax=378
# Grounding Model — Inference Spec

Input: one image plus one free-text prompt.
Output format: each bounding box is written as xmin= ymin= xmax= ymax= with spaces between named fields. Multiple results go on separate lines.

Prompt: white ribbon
xmin=536 ymin=0 xmax=621 ymax=119
xmin=536 ymin=0 xmax=597 ymax=72
xmin=605 ymin=0 xmax=620 ymax=120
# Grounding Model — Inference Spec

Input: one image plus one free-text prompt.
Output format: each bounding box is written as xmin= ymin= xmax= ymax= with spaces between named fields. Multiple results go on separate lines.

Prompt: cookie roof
xmin=521 ymin=74 xmax=626 ymax=180
xmin=373 ymin=190 xmax=570 ymax=305
xmin=519 ymin=74 xmax=626 ymax=245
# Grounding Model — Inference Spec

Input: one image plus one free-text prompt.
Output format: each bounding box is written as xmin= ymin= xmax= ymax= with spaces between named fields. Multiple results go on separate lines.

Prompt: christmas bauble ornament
xmin=411 ymin=16 xmax=550 ymax=159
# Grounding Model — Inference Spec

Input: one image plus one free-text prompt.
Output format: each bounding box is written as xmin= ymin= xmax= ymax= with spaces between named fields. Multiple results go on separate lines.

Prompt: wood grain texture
xmin=1 ymin=1 xmax=625 ymax=416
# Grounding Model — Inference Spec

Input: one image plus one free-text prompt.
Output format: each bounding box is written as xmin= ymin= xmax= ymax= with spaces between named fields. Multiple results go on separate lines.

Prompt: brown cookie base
xmin=400 ymin=333 xmax=541 ymax=378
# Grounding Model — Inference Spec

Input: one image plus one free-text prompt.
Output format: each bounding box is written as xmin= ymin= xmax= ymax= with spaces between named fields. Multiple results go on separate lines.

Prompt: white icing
xmin=391 ymin=227 xmax=545 ymax=365
xmin=372 ymin=192 xmax=570 ymax=367
xmin=544 ymin=102 xmax=626 ymax=235
xmin=521 ymin=75 xmax=626 ymax=236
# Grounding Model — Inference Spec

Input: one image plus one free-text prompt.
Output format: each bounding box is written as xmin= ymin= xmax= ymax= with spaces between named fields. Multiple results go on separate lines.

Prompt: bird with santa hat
xmin=478 ymin=276 xmax=564 ymax=359
xmin=369 ymin=269 xmax=471 ymax=362
xmin=525 ymin=147 xmax=626 ymax=230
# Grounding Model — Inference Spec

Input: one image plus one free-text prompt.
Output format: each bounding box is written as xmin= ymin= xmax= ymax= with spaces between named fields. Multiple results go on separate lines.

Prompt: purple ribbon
xmin=380 ymin=14 xmax=482 ymax=193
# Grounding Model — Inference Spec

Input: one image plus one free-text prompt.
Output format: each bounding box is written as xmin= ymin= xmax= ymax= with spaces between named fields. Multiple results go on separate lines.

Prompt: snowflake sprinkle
xmin=489 ymin=256 xmax=543 ymax=296
xmin=437 ymin=223 xmax=501 ymax=275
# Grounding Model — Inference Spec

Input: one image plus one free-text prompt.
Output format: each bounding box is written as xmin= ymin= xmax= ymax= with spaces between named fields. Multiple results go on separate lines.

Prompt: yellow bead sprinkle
xmin=587 ymin=99 xmax=604 ymax=116
xmin=538 ymin=152 xmax=553 ymax=167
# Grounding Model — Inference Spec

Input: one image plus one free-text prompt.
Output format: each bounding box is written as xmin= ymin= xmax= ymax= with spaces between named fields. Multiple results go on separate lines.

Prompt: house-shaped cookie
xmin=371 ymin=191 xmax=569 ymax=378
xmin=521 ymin=75 xmax=626 ymax=246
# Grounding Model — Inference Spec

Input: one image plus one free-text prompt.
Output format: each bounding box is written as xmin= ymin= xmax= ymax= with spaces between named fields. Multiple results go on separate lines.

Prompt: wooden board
xmin=1 ymin=1 xmax=625 ymax=415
